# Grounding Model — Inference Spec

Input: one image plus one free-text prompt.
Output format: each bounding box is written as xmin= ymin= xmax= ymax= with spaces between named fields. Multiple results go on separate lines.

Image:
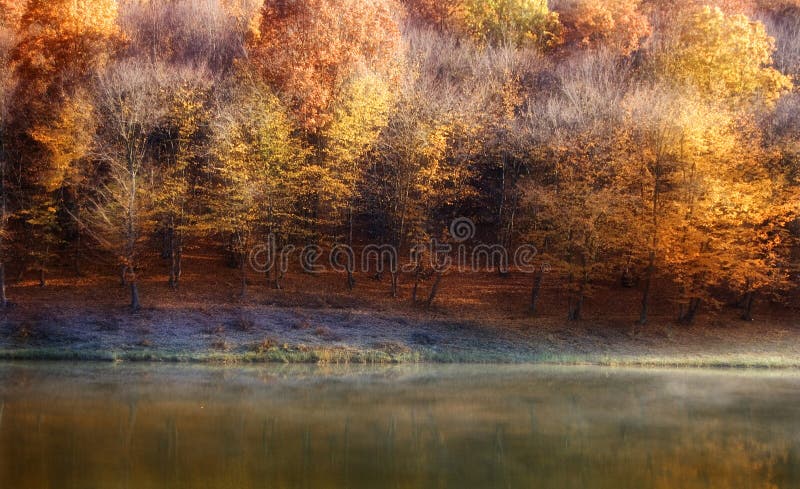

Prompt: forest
xmin=0 ymin=0 xmax=799 ymax=325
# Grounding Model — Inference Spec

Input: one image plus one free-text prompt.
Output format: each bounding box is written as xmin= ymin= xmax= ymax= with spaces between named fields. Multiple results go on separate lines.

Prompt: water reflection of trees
xmin=0 ymin=366 xmax=798 ymax=488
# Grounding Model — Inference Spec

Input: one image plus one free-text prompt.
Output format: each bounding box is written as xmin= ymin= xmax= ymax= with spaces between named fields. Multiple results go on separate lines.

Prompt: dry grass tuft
xmin=313 ymin=326 xmax=341 ymax=341
xmin=250 ymin=337 xmax=278 ymax=353
xmin=372 ymin=341 xmax=412 ymax=355
xmin=292 ymin=319 xmax=311 ymax=330
xmin=231 ymin=316 xmax=256 ymax=332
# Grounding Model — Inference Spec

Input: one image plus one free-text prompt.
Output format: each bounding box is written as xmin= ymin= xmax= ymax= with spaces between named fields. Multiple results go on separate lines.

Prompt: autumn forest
xmin=0 ymin=0 xmax=799 ymax=326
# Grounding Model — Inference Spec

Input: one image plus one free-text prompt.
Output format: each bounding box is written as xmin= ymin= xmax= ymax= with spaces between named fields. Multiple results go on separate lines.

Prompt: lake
xmin=1 ymin=362 xmax=799 ymax=488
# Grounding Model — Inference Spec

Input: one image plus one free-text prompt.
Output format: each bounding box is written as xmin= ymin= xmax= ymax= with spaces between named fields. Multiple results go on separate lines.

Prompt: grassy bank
xmin=2 ymin=345 xmax=800 ymax=369
xmin=1 ymin=272 xmax=799 ymax=369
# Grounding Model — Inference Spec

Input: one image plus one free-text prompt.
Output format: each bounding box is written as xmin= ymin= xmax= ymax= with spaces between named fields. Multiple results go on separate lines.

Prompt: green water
xmin=1 ymin=363 xmax=799 ymax=489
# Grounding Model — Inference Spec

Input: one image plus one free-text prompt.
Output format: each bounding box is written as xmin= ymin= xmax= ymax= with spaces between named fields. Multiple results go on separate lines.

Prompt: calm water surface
xmin=1 ymin=362 xmax=799 ymax=488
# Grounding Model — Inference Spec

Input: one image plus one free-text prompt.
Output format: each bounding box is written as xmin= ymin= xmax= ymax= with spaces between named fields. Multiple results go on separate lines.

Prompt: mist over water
xmin=1 ymin=363 xmax=799 ymax=489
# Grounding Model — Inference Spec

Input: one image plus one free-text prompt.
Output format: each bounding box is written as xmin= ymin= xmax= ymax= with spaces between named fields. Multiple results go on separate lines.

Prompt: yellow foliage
xmin=209 ymin=73 xmax=308 ymax=243
xmin=458 ymin=0 xmax=562 ymax=49
xmin=658 ymin=6 xmax=792 ymax=107
xmin=322 ymin=71 xmax=394 ymax=208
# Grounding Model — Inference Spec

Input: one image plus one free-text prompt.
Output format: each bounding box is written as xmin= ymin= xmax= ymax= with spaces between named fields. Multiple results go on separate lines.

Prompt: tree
xmin=26 ymin=91 xmax=95 ymax=284
xmin=151 ymin=67 xmax=211 ymax=289
xmin=404 ymin=25 xmax=534 ymax=277
xmin=370 ymin=96 xmax=445 ymax=297
xmin=322 ymin=71 xmax=393 ymax=289
xmin=520 ymin=52 xmax=633 ymax=320
xmin=208 ymin=72 xmax=307 ymax=295
xmin=401 ymin=0 xmax=464 ymax=31
xmin=523 ymin=138 xmax=631 ymax=320
xmin=248 ymin=0 xmax=405 ymax=276
xmin=402 ymin=0 xmax=563 ymax=51
xmin=552 ymin=0 xmax=651 ymax=56
xmin=119 ymin=0 xmax=261 ymax=73
xmin=740 ymin=91 xmax=800 ymax=319
xmin=11 ymin=0 xmax=121 ymax=118
xmin=367 ymin=70 xmax=476 ymax=299
xmin=469 ymin=64 xmax=528 ymax=273
xmin=655 ymin=6 xmax=791 ymax=108
xmin=758 ymin=0 xmax=800 ymax=13
xmin=89 ymin=61 xmax=169 ymax=311
xmin=615 ymin=86 xmax=775 ymax=324
xmin=9 ymin=0 xmax=122 ymax=282
xmin=643 ymin=0 xmax=759 ymax=19
xmin=459 ymin=0 xmax=562 ymax=49
xmin=759 ymin=3 xmax=800 ymax=78
xmin=248 ymin=0 xmax=404 ymax=134
xmin=0 ymin=8 xmax=17 ymax=306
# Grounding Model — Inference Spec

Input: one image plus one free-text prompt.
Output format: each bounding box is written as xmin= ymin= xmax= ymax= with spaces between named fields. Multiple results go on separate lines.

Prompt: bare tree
xmin=89 ymin=60 xmax=169 ymax=310
xmin=759 ymin=6 xmax=800 ymax=78
xmin=119 ymin=0 xmax=261 ymax=74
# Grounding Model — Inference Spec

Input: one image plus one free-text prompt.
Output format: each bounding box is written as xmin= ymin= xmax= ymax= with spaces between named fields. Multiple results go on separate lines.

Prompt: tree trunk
xmin=412 ymin=266 xmax=421 ymax=305
xmin=161 ymin=224 xmax=172 ymax=260
xmin=175 ymin=245 xmax=182 ymax=287
xmin=425 ymin=271 xmax=443 ymax=307
xmin=121 ymin=265 xmax=128 ymax=286
xmin=272 ymin=260 xmax=282 ymax=290
xmin=169 ymin=239 xmax=182 ymax=290
xmin=0 ymin=263 xmax=8 ymax=309
xmin=130 ymin=281 xmax=140 ymax=311
xmin=568 ymin=274 xmax=587 ymax=321
xmin=741 ymin=292 xmax=755 ymax=321
xmin=346 ymin=204 xmax=355 ymax=291
xmin=390 ymin=271 xmax=399 ymax=298
xmin=679 ymin=298 xmax=701 ymax=325
xmin=74 ymin=205 xmax=83 ymax=276
xmin=240 ymin=254 xmax=247 ymax=298
xmin=568 ymin=294 xmax=584 ymax=321
xmin=639 ymin=251 xmax=655 ymax=325
xmin=529 ymin=269 xmax=544 ymax=315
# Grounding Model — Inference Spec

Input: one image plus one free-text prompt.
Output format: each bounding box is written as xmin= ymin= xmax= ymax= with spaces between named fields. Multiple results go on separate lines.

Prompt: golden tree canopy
xmin=459 ymin=0 xmax=562 ymax=49
xmin=657 ymin=6 xmax=792 ymax=107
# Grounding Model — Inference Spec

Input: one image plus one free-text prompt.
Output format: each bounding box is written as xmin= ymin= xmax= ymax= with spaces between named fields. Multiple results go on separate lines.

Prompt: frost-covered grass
xmin=1 ymin=281 xmax=799 ymax=368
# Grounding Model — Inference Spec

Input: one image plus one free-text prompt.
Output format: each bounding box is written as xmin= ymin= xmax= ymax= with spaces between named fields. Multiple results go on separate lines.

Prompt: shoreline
xmin=1 ymin=349 xmax=799 ymax=369
xmin=2 ymin=301 xmax=799 ymax=369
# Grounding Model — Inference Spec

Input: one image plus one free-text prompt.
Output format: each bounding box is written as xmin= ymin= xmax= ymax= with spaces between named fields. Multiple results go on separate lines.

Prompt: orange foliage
xmin=0 ymin=0 xmax=26 ymax=28
xmin=249 ymin=0 xmax=404 ymax=133
xmin=553 ymin=0 xmax=651 ymax=56
xmin=11 ymin=0 xmax=121 ymax=98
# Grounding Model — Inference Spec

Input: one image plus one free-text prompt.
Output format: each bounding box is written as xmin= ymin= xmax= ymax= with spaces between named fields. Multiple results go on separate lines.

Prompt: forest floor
xmin=0 ymin=251 xmax=798 ymax=367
